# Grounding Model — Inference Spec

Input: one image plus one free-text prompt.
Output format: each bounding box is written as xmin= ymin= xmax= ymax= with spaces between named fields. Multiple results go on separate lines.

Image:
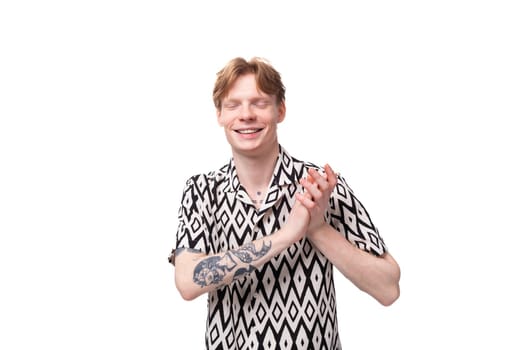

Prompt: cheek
xmin=217 ymin=112 xmax=234 ymax=127
xmin=218 ymin=118 xmax=231 ymax=129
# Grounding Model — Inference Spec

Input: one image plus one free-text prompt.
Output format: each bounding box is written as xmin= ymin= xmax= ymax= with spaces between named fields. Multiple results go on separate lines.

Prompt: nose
xmin=239 ymin=102 xmax=256 ymax=121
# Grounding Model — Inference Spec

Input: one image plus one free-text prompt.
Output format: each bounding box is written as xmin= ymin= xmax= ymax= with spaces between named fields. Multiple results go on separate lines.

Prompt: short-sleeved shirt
xmin=173 ymin=145 xmax=387 ymax=350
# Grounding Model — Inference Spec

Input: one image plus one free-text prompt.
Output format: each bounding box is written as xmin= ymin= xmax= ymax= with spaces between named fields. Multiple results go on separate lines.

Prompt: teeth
xmin=237 ymin=129 xmax=259 ymax=134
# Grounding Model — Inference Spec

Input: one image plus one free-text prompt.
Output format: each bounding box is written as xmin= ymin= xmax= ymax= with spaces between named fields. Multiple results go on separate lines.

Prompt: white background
xmin=1 ymin=1 xmax=524 ymax=349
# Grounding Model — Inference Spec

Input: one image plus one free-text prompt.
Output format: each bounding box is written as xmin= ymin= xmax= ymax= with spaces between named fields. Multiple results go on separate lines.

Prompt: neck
xmin=232 ymin=144 xmax=279 ymax=193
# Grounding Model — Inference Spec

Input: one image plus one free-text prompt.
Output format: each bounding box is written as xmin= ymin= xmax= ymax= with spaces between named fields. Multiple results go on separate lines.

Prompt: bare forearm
xmin=174 ymin=228 xmax=295 ymax=300
xmin=308 ymin=224 xmax=401 ymax=306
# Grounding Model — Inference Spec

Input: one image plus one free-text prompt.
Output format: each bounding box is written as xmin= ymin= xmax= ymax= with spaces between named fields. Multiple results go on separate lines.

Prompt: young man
xmin=168 ymin=57 xmax=401 ymax=349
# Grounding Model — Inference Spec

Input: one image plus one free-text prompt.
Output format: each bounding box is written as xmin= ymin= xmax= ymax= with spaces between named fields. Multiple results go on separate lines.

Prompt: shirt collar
xmin=220 ymin=144 xmax=298 ymax=193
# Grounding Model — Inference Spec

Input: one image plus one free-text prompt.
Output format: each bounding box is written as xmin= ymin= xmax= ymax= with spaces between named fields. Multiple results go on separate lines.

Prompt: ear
xmin=277 ymin=101 xmax=286 ymax=123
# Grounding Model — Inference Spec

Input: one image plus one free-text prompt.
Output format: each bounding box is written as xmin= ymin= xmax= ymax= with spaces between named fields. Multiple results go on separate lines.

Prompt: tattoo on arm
xmin=231 ymin=241 xmax=271 ymax=263
xmin=192 ymin=241 xmax=272 ymax=287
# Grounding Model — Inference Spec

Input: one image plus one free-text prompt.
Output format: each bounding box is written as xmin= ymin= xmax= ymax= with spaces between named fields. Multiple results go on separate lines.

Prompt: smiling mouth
xmin=235 ymin=128 xmax=263 ymax=134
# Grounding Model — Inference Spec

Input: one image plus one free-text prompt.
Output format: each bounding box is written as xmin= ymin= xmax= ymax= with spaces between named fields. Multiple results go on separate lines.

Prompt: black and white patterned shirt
xmin=174 ymin=145 xmax=387 ymax=350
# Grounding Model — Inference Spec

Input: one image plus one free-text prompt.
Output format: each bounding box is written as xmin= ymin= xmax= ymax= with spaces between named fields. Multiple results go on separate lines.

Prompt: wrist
xmin=275 ymin=225 xmax=303 ymax=248
xmin=307 ymin=222 xmax=331 ymax=242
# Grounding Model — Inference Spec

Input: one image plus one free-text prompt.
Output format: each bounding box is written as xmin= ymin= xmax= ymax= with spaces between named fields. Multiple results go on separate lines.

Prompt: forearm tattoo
xmin=193 ymin=241 xmax=271 ymax=287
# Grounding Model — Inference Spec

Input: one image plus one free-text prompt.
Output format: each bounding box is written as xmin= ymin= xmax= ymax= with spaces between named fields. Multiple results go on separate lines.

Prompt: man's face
xmin=217 ymin=73 xmax=285 ymax=157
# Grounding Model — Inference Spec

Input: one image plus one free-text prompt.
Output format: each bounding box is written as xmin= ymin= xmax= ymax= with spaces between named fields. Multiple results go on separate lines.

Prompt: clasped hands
xmin=291 ymin=164 xmax=338 ymax=238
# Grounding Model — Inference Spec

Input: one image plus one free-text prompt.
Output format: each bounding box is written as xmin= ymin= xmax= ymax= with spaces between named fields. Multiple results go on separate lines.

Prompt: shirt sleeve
xmin=327 ymin=174 xmax=387 ymax=256
xmin=175 ymin=175 xmax=210 ymax=253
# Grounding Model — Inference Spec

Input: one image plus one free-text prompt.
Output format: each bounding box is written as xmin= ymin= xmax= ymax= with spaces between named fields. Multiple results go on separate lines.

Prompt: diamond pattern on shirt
xmin=173 ymin=145 xmax=387 ymax=349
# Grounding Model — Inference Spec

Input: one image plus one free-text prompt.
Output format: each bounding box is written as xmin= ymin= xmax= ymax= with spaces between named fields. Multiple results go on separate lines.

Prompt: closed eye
xmin=253 ymin=100 xmax=270 ymax=108
xmin=223 ymin=102 xmax=240 ymax=110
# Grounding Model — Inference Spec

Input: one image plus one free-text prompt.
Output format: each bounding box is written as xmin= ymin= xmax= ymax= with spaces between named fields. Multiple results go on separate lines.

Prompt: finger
xmin=300 ymin=181 xmax=314 ymax=200
xmin=307 ymin=174 xmax=315 ymax=184
xmin=300 ymin=177 xmax=321 ymax=199
xmin=299 ymin=182 xmax=324 ymax=213
xmin=299 ymin=178 xmax=319 ymax=197
xmin=324 ymin=164 xmax=338 ymax=188
xmin=295 ymin=192 xmax=316 ymax=209
xmin=308 ymin=168 xmax=329 ymax=190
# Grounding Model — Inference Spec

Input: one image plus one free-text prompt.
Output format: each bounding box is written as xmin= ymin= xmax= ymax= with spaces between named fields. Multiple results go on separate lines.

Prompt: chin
xmin=229 ymin=142 xmax=262 ymax=156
